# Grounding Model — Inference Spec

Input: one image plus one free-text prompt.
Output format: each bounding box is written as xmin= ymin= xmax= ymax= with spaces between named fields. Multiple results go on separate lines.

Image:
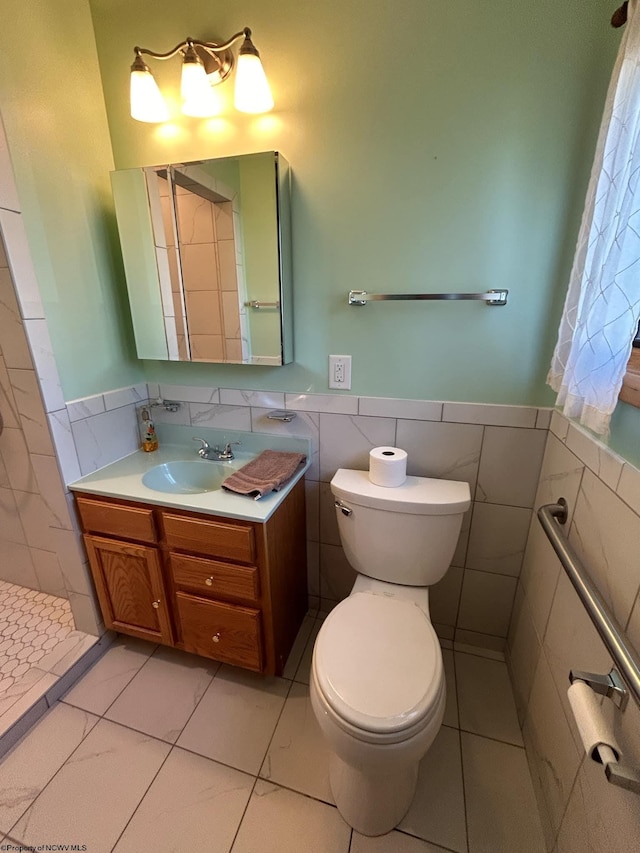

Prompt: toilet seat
xmin=313 ymin=592 xmax=443 ymax=740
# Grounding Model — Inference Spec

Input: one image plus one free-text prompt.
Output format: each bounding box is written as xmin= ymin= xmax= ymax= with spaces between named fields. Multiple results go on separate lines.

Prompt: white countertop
xmin=68 ymin=428 xmax=311 ymax=523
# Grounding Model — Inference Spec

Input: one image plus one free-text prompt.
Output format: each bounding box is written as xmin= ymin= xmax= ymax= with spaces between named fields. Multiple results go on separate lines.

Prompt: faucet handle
xmin=223 ymin=441 xmax=241 ymax=453
xmin=192 ymin=437 xmax=211 ymax=457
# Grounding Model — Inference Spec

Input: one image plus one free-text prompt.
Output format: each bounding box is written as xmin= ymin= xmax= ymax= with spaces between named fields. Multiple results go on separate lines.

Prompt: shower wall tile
xmin=0 ymin=540 xmax=39 ymax=588
xmin=0 ymin=427 xmax=37 ymax=493
xmin=23 ymin=319 xmax=65 ymax=413
xmin=0 ymin=356 xmax=20 ymax=428
xmin=7 ymin=368 xmax=55 ymax=455
xmin=0 ymin=117 xmax=20 ymax=213
xmin=0 ymin=487 xmax=26 ymax=544
xmin=0 ymin=209 xmax=43 ymax=319
xmin=0 ymin=268 xmax=32 ymax=369
xmin=475 ymin=426 xmax=546 ymax=507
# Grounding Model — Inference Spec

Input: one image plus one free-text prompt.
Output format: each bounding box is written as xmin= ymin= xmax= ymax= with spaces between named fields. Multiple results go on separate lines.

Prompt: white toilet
xmin=310 ymin=467 xmax=471 ymax=836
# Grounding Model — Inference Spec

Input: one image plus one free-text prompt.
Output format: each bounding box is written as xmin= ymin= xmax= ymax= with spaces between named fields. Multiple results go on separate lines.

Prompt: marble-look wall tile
xmin=457 ymin=569 xmax=517 ymax=637
xmin=286 ymin=393 xmax=359 ymax=415
xmin=103 ymin=383 xmax=147 ymax=411
xmin=519 ymin=520 xmax=563 ymax=643
xmin=219 ymin=388 xmax=285 ymax=409
xmin=616 ymin=461 xmax=640 ymax=518
xmin=0 ymin=355 xmax=20 ymax=428
xmin=543 ymin=571 xmax=613 ymax=756
xmin=319 ymin=413 xmax=396 ymax=482
xmin=48 ymin=409 xmax=82 ymax=486
xmin=65 ymin=394 xmax=106 ymax=422
xmin=0 ymin=540 xmax=39 ymax=588
xmin=23 ymin=319 xmax=65 ymax=413
xmin=0 ymin=267 xmax=32 ymax=369
xmin=466 ymin=503 xmax=531 ymax=576
xmin=68 ymin=591 xmax=102 ymax=636
xmin=535 ymin=408 xmax=552 ymax=430
xmin=319 ymin=543 xmax=356 ymax=603
xmin=0 ymin=210 xmax=44 ymax=319
xmin=0 ymin=118 xmax=21 ymax=212
xmin=429 ymin=564 xmax=464 ymax=627
xmin=358 ymin=396 xmax=442 ymax=420
xmin=396 ymin=419 xmax=483 ymax=488
xmin=522 ymin=649 xmax=582 ymax=841
xmin=0 ymin=487 xmax=26 ymax=543
xmin=70 ymin=405 xmax=139 ymax=476
xmin=251 ymin=408 xmax=320 ymax=481
xmin=442 ymin=402 xmax=538 ymax=428
xmin=8 ymin=368 xmax=55 ymax=454
xmin=550 ymin=410 xmax=570 ymax=441
xmin=304 ymin=480 xmax=319 ymax=542
xmin=318 ymin=482 xmax=340 ymax=546
xmin=30 ymin=548 xmax=67 ymax=598
xmin=0 ymin=427 xmax=37 ymax=493
xmin=506 ymin=583 xmax=541 ymax=726
xmin=189 ymin=402 xmax=252 ymax=431
xmin=476 ymin=426 xmax=547 ymax=507
xmin=569 ymin=469 xmax=640 ymax=629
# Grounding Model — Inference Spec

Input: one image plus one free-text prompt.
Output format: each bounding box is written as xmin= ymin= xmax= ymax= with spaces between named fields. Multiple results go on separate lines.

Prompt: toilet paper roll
xmin=567 ymin=680 xmax=622 ymax=762
xmin=369 ymin=447 xmax=408 ymax=487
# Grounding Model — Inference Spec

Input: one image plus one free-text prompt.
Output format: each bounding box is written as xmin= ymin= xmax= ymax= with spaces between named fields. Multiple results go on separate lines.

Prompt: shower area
xmin=0 ymin=223 xmax=97 ymax=733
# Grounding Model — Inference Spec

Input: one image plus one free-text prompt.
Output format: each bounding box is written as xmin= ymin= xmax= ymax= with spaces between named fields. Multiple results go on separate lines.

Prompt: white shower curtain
xmin=548 ymin=0 xmax=640 ymax=435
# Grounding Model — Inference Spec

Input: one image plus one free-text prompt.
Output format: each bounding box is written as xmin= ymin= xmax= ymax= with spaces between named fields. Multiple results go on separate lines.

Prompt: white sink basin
xmin=142 ymin=460 xmax=232 ymax=494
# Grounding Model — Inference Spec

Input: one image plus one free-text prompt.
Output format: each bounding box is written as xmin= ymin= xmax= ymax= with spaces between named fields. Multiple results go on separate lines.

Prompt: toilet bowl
xmin=310 ymin=468 xmax=470 ymax=836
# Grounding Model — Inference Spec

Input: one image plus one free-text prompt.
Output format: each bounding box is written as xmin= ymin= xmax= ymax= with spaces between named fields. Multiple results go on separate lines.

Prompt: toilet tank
xmin=331 ymin=469 xmax=471 ymax=586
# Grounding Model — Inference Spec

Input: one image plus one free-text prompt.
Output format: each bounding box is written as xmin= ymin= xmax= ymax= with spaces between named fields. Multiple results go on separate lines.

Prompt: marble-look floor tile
xmin=260 ymin=681 xmax=333 ymax=804
xmin=352 ymin=830 xmax=451 ymax=852
xmin=105 ymin=647 xmax=217 ymax=743
xmin=282 ymin=613 xmax=315 ymax=680
xmin=9 ymin=719 xmax=171 ymax=852
xmin=0 ymin=702 xmax=98 ymax=834
xmin=455 ymin=652 xmax=522 ymax=746
xmin=62 ymin=637 xmax=157 ymax=716
xmin=231 ymin=780 xmax=351 ymax=853
xmin=398 ymin=726 xmax=467 ymax=853
xmin=293 ymin=617 xmax=323 ymax=684
xmin=113 ymin=746 xmax=254 ymax=853
xmin=461 ymin=732 xmax=545 ymax=852
xmin=177 ymin=664 xmax=289 ymax=774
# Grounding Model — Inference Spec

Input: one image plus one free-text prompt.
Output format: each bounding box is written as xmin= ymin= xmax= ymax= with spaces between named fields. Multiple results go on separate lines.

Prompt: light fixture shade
xmin=181 ymin=54 xmax=220 ymax=117
xmin=234 ymin=53 xmax=274 ymax=114
xmin=130 ymin=68 xmax=170 ymax=122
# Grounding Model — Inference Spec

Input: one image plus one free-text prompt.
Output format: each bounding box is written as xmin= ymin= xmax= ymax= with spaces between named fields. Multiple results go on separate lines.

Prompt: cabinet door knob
xmin=152 ymin=600 xmax=161 ymax=609
xmin=205 ymin=577 xmax=214 ymax=587
xmin=212 ymin=632 xmax=221 ymax=643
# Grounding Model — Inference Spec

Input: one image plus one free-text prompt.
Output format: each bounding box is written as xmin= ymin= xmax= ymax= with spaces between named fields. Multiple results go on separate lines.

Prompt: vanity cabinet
xmin=75 ymin=479 xmax=307 ymax=675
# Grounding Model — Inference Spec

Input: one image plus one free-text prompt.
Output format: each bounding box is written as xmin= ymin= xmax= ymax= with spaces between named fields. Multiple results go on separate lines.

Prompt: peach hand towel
xmin=222 ymin=449 xmax=306 ymax=499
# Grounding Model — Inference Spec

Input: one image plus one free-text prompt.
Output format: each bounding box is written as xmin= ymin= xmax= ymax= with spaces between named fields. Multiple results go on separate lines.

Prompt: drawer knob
xmin=152 ymin=600 xmax=161 ymax=609
xmin=205 ymin=577 xmax=214 ymax=587
xmin=212 ymin=632 xmax=221 ymax=643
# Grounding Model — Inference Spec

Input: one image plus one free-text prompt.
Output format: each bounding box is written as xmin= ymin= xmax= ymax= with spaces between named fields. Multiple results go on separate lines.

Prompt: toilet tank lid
xmin=331 ymin=469 xmax=471 ymax=515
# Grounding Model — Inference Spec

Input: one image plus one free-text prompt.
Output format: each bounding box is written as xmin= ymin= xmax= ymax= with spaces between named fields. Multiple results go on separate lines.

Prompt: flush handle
xmin=334 ymin=499 xmax=352 ymax=517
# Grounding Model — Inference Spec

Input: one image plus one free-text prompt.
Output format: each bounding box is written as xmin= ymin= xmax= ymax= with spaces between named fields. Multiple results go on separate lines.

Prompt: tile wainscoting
xmin=508 ymin=409 xmax=640 ymax=852
xmin=66 ymin=381 xmax=557 ymax=653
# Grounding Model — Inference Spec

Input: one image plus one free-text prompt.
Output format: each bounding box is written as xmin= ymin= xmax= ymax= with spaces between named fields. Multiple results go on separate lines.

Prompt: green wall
xmin=89 ymin=0 xmax=620 ymax=404
xmin=0 ymin=0 xmax=143 ymax=400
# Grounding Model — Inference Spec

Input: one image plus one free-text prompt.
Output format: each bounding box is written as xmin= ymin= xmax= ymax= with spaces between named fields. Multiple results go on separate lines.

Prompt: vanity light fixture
xmin=130 ymin=27 xmax=273 ymax=122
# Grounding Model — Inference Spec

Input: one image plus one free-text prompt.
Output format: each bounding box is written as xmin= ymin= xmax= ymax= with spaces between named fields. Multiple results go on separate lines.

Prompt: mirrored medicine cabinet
xmin=111 ymin=151 xmax=292 ymax=365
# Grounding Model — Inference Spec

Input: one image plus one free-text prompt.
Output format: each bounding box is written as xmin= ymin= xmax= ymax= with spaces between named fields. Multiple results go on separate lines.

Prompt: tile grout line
xmin=452 ymin=650 xmax=471 ymax=853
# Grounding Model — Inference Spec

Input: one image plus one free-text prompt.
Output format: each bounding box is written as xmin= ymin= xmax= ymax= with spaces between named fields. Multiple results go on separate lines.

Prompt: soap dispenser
xmin=138 ymin=405 xmax=159 ymax=452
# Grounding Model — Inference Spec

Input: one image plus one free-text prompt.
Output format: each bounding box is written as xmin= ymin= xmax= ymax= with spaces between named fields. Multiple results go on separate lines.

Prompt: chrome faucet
xmin=192 ymin=437 xmax=241 ymax=461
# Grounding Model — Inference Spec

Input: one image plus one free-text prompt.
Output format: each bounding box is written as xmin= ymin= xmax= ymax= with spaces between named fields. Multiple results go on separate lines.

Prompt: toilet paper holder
xmin=569 ymin=669 xmax=640 ymax=794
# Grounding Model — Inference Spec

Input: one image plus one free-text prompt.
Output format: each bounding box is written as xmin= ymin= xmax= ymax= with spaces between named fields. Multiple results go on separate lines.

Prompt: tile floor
xmin=0 ymin=613 xmax=546 ymax=853
xmin=0 ymin=582 xmax=74 ymax=693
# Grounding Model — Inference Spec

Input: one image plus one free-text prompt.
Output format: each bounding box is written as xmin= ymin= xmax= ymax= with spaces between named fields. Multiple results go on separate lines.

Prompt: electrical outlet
xmin=329 ymin=355 xmax=352 ymax=390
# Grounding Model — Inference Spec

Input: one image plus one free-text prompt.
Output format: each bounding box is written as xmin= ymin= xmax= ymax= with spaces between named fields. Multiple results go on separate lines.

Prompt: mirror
xmin=111 ymin=151 xmax=292 ymax=364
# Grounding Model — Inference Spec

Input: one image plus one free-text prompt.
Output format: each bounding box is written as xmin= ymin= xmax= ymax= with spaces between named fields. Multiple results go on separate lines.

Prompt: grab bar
xmin=538 ymin=499 xmax=640 ymax=708
xmin=348 ymin=289 xmax=508 ymax=306
xmin=246 ymin=300 xmax=280 ymax=309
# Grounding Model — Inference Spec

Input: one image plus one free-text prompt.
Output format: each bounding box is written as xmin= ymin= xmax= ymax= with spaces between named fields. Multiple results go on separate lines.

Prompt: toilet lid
xmin=314 ymin=592 xmax=442 ymax=734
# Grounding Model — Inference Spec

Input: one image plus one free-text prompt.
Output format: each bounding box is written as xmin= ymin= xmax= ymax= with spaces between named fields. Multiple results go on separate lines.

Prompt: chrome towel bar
xmin=246 ymin=300 xmax=280 ymax=309
xmin=538 ymin=499 xmax=640 ymax=708
xmin=348 ymin=289 xmax=508 ymax=306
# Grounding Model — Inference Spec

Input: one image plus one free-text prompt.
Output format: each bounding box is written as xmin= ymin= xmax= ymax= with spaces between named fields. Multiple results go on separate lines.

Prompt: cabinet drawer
xmin=162 ymin=513 xmax=256 ymax=564
xmin=77 ymin=497 xmax=157 ymax=544
xmin=171 ymin=553 xmax=259 ymax=602
xmin=176 ymin=592 xmax=262 ymax=671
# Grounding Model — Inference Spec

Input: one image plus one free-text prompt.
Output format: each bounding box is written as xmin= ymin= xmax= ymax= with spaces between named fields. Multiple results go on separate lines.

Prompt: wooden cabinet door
xmin=84 ymin=534 xmax=172 ymax=644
